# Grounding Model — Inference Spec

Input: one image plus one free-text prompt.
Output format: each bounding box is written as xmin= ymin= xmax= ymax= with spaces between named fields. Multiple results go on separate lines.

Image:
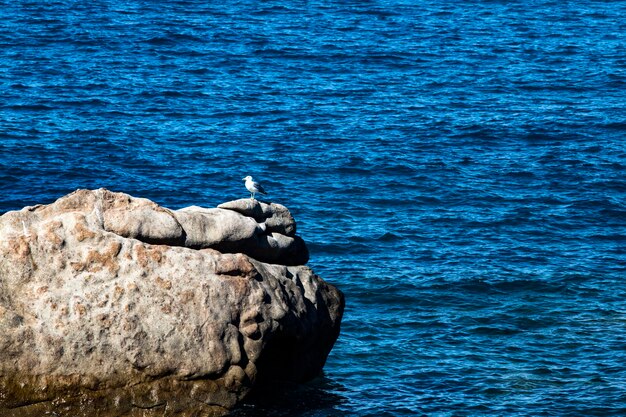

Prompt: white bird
xmin=242 ymin=175 xmax=267 ymax=200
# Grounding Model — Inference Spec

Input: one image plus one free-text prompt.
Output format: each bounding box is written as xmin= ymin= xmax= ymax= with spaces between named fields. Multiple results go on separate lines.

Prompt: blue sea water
xmin=2 ymin=1 xmax=626 ymax=415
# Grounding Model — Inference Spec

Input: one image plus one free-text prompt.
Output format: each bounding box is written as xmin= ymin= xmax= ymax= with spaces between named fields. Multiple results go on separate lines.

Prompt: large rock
xmin=0 ymin=189 xmax=344 ymax=417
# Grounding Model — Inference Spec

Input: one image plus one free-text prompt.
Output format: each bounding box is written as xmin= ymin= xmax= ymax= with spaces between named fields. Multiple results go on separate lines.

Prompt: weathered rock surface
xmin=0 ymin=189 xmax=344 ymax=417
xmin=176 ymin=202 xmax=308 ymax=266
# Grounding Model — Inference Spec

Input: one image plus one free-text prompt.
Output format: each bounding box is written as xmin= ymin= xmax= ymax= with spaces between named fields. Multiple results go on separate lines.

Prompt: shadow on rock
xmin=229 ymin=375 xmax=349 ymax=417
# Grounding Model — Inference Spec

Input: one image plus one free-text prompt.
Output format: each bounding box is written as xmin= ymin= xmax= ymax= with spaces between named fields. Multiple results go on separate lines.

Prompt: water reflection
xmin=229 ymin=374 xmax=349 ymax=417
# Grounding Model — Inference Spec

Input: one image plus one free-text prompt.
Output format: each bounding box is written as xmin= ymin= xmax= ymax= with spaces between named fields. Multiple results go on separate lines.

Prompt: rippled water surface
xmin=2 ymin=1 xmax=626 ymax=415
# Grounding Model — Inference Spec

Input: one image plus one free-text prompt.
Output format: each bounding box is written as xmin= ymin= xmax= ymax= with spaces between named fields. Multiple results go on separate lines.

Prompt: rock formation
xmin=0 ymin=189 xmax=344 ymax=417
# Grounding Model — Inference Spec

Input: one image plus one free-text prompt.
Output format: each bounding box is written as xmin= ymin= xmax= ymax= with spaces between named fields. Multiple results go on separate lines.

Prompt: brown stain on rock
xmin=155 ymin=276 xmax=172 ymax=290
xmin=149 ymin=247 xmax=164 ymax=263
xmin=113 ymin=284 xmax=124 ymax=301
xmin=71 ymin=242 xmax=122 ymax=273
xmin=74 ymin=303 xmax=87 ymax=316
xmin=8 ymin=236 xmax=31 ymax=259
xmin=133 ymin=244 xmax=148 ymax=268
xmin=73 ymin=222 xmax=96 ymax=242
xmin=43 ymin=220 xmax=64 ymax=248
xmin=133 ymin=244 xmax=166 ymax=269
xmin=214 ymin=253 xmax=256 ymax=279
xmin=180 ymin=290 xmax=195 ymax=304
xmin=6 ymin=235 xmax=38 ymax=272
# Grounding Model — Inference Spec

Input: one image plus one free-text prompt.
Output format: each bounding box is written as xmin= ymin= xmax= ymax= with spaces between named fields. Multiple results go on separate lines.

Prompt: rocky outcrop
xmin=0 ymin=189 xmax=344 ymax=417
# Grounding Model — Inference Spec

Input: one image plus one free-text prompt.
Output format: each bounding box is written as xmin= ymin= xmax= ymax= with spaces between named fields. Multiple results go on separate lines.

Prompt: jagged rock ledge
xmin=0 ymin=189 xmax=344 ymax=417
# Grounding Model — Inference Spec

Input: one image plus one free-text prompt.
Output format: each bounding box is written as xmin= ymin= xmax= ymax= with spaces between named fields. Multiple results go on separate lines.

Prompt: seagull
xmin=242 ymin=175 xmax=267 ymax=200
